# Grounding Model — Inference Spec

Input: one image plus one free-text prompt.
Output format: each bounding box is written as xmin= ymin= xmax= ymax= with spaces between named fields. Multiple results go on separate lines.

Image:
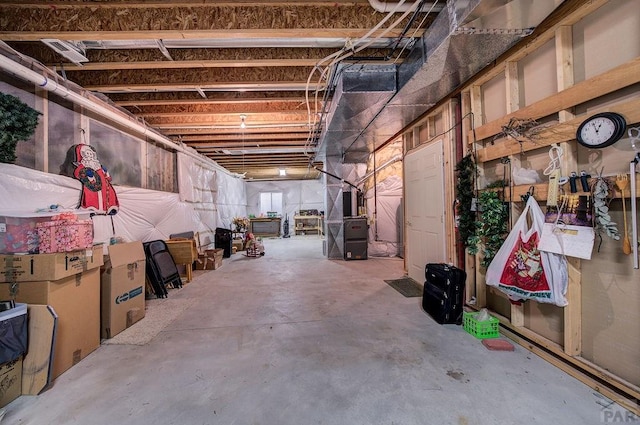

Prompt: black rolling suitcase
xmin=422 ymin=263 xmax=466 ymax=325
xmin=143 ymin=240 xmax=183 ymax=298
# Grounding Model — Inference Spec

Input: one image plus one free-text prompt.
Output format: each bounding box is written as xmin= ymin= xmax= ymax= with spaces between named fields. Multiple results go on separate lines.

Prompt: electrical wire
xmin=304 ymin=0 xmax=426 ymax=152
xmin=543 ymin=143 xmax=563 ymax=176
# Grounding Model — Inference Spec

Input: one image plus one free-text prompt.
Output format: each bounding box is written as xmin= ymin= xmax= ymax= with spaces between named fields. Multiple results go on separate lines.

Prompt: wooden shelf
xmin=485 ymin=174 xmax=640 ymax=202
xmin=293 ymin=215 xmax=323 ymax=236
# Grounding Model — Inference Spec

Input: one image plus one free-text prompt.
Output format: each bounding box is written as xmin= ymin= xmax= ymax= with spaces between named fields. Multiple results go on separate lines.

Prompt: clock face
xmin=576 ymin=112 xmax=627 ymax=149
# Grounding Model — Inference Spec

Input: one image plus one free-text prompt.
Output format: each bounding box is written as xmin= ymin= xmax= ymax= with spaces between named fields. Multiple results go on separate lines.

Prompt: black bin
xmin=215 ymin=227 xmax=232 ymax=258
xmin=0 ymin=303 xmax=28 ymax=364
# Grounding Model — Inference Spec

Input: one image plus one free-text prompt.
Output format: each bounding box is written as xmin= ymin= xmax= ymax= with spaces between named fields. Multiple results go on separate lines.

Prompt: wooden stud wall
xmin=439 ymin=0 xmax=639 ymax=413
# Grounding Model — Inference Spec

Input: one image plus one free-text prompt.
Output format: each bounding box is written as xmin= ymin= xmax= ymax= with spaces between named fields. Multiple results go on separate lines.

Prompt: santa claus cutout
xmin=65 ymin=144 xmax=119 ymax=215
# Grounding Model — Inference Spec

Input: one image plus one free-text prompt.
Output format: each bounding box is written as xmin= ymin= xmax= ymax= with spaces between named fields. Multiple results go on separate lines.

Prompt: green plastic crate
xmin=463 ymin=311 xmax=500 ymax=339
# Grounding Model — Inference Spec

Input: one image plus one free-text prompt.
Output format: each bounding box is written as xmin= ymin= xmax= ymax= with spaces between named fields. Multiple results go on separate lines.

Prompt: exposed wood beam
xmin=471 ymin=0 xmax=609 ymax=87
xmin=161 ymin=126 xmax=313 ymax=135
xmin=60 ymin=58 xmax=393 ymax=71
xmin=198 ymin=143 xmax=314 ymax=154
xmin=0 ymin=28 xmax=423 ymax=42
xmin=3 ymin=1 xmax=372 ymax=7
xmin=476 ymin=97 xmax=640 ymax=163
xmin=179 ymin=132 xmax=312 ymax=142
xmin=154 ymin=121 xmax=312 ymax=129
xmin=116 ymin=97 xmax=310 ymax=107
xmin=471 ymin=57 xmax=640 ymax=142
xmin=138 ymin=111 xmax=311 ymax=119
xmin=84 ymin=81 xmax=323 ymax=93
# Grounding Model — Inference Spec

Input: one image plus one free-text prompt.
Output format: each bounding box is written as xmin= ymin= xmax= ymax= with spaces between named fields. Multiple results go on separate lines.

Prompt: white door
xmin=405 ymin=140 xmax=446 ymax=283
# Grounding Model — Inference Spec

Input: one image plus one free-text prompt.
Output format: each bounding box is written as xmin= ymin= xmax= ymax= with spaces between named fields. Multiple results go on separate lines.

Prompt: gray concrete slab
xmin=2 ymin=236 xmax=620 ymax=424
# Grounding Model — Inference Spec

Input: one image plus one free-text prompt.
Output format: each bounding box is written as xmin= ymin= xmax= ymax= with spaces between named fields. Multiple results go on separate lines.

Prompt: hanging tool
xmin=631 ymin=154 xmax=639 ymax=268
xmin=615 ymin=174 xmax=632 ymax=255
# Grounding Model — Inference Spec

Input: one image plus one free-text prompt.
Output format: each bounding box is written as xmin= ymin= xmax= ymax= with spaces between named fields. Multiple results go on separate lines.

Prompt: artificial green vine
xmin=467 ymin=191 xmax=509 ymax=268
xmin=0 ymin=92 xmax=41 ymax=163
xmin=455 ymin=153 xmax=476 ymax=247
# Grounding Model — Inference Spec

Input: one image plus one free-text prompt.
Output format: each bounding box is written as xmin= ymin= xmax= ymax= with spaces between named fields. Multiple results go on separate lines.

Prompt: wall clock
xmin=576 ymin=112 xmax=627 ymax=149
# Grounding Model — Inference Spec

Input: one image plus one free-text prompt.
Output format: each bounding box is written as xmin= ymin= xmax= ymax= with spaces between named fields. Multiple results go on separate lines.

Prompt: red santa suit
xmin=72 ymin=144 xmax=119 ymax=215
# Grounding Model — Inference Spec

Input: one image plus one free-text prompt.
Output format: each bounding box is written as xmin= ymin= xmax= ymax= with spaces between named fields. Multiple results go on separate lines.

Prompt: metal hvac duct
xmin=318 ymin=0 xmax=565 ymax=162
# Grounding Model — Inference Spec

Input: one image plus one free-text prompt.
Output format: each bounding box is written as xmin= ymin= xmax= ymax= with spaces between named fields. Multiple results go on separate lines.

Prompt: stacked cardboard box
xmin=100 ymin=242 xmax=146 ymax=339
xmin=0 ymin=358 xmax=22 ymax=407
xmin=0 ymin=245 xmax=103 ymax=382
xmin=194 ymin=248 xmax=224 ymax=270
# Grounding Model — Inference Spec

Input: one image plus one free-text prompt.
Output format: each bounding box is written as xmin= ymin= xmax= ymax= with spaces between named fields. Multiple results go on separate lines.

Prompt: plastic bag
xmin=475 ymin=308 xmax=491 ymax=322
xmin=485 ymin=196 xmax=568 ymax=306
xmin=512 ymin=165 xmax=542 ymax=185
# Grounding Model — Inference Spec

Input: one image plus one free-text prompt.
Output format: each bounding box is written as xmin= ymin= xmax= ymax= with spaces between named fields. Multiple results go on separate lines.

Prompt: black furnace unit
xmin=343 ymin=217 xmax=368 ymax=260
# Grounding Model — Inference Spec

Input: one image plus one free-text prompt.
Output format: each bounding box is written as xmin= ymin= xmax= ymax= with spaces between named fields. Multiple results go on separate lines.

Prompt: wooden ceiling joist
xmin=161 ymin=126 xmax=314 ymax=135
xmin=83 ymin=81 xmax=322 ymax=93
xmin=116 ymin=97 xmax=311 ymax=107
xmin=0 ymin=29 xmax=422 ymax=42
xmin=136 ymin=110 xmax=311 ymax=119
xmin=178 ymin=132 xmax=313 ymax=142
xmin=0 ymin=0 xmax=429 ymax=181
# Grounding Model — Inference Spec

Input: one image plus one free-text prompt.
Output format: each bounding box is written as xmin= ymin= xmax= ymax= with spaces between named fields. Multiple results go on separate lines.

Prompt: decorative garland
xmin=592 ymin=174 xmax=620 ymax=245
xmin=0 ymin=92 xmax=41 ymax=163
xmin=454 ymin=153 xmax=476 ymax=247
xmin=467 ymin=190 xmax=509 ymax=268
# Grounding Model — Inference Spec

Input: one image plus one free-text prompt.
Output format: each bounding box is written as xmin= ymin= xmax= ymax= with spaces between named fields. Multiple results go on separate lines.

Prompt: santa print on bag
xmin=63 ymin=144 xmax=119 ymax=215
xmin=499 ymin=230 xmax=551 ymax=296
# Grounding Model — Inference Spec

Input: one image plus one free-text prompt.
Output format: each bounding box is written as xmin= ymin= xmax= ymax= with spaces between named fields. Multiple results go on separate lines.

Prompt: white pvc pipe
xmin=0 ymin=53 xmax=232 ymax=175
xmin=368 ymin=0 xmax=444 ymax=13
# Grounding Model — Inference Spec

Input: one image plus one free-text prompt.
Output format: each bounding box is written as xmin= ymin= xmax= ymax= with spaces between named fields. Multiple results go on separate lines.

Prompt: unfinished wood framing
xmin=457 ymin=1 xmax=640 ymax=406
xmin=443 ymin=101 xmax=458 ymax=265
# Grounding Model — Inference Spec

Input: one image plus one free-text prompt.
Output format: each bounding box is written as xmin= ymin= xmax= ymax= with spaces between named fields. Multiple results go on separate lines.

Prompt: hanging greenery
xmin=467 ymin=190 xmax=509 ymax=268
xmin=592 ymin=174 xmax=620 ymax=243
xmin=0 ymin=92 xmax=41 ymax=163
xmin=455 ymin=153 xmax=476 ymax=247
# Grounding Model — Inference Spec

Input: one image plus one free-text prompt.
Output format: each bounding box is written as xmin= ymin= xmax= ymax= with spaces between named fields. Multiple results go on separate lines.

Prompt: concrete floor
xmin=3 ymin=236 xmax=616 ymax=424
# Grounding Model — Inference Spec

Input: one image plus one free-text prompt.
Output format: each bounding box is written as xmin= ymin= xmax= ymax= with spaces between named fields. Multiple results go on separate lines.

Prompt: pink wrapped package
xmin=1 ymin=219 xmax=40 ymax=254
xmin=36 ymin=212 xmax=94 ymax=253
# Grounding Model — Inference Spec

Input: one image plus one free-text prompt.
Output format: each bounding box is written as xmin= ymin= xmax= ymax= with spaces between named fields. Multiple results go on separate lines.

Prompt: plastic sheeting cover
xmin=177 ymin=152 xmax=217 ymax=203
xmin=0 ymin=163 xmax=248 ymax=251
xmin=365 ymin=175 xmax=402 ymax=257
xmin=246 ymin=180 xmax=324 ymax=222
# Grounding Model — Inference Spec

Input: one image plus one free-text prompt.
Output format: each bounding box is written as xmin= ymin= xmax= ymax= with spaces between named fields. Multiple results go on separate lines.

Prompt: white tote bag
xmin=485 ymin=196 xmax=568 ymax=306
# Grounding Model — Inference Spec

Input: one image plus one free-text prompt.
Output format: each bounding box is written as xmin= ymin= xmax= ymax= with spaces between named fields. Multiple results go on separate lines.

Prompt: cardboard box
xmin=100 ymin=241 xmax=146 ymax=339
xmin=0 ymin=245 xmax=103 ymax=283
xmin=0 ymin=269 xmax=101 ymax=380
xmin=0 ymin=357 xmax=22 ymax=408
xmin=232 ymin=239 xmax=244 ymax=252
xmin=195 ymin=248 xmax=224 ymax=270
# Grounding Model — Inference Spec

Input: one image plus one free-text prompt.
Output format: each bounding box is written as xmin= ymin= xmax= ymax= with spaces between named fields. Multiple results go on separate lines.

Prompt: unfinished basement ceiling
xmin=0 ymin=0 xmax=440 ymax=181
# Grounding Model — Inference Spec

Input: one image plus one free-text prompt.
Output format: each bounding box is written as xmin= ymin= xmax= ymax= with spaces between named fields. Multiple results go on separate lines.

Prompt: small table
xmin=165 ymin=238 xmax=198 ymax=283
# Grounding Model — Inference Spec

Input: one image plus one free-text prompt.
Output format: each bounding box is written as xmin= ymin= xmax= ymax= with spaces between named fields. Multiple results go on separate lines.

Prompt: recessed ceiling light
xmin=279 ymin=169 xmax=286 ymax=176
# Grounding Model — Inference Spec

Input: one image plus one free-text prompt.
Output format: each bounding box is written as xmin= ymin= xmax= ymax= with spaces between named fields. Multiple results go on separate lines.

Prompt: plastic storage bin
xmin=463 ymin=311 xmax=500 ymax=339
xmin=0 ymin=303 xmax=28 ymax=364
